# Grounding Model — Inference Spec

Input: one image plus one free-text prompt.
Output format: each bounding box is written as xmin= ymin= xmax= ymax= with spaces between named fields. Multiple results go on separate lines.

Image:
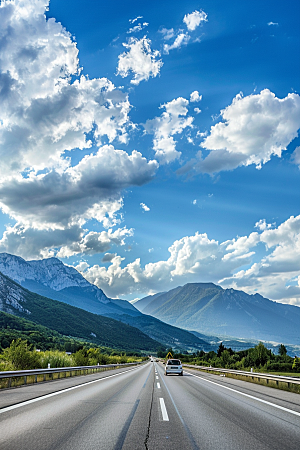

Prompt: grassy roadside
xmin=184 ymin=366 xmax=300 ymax=394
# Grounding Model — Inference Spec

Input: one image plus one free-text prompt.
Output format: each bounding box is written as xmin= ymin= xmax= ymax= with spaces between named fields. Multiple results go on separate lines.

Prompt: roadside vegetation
xmin=160 ymin=342 xmax=300 ymax=374
xmin=0 ymin=339 xmax=147 ymax=371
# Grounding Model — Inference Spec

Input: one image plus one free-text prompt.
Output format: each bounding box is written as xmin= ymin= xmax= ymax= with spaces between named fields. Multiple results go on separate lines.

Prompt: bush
xmin=2 ymin=339 xmax=41 ymax=370
xmin=292 ymin=357 xmax=300 ymax=372
xmin=40 ymin=350 xmax=74 ymax=368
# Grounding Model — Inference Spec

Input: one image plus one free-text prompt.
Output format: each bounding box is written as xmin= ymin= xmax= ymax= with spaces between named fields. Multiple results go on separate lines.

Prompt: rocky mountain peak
xmin=0 ymin=252 xmax=91 ymax=291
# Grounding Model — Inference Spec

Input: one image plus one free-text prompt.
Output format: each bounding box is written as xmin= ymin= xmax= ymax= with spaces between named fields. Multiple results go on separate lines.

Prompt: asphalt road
xmin=0 ymin=362 xmax=299 ymax=450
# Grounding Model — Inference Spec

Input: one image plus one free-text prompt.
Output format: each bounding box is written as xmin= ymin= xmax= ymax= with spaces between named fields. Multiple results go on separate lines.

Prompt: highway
xmin=0 ymin=362 xmax=300 ymax=449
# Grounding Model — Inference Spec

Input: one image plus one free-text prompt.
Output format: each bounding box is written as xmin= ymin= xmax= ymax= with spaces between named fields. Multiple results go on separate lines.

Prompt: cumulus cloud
xmin=117 ymin=37 xmax=163 ymax=85
xmin=57 ymin=228 xmax=134 ymax=258
xmin=0 ymin=0 xmax=132 ymax=178
xmin=163 ymin=33 xmax=190 ymax=54
xmin=77 ymin=231 xmax=257 ymax=298
xmin=140 ymin=203 xmax=150 ymax=212
xmin=255 ymin=219 xmax=275 ymax=231
xmin=195 ymin=90 xmax=300 ymax=173
xmin=0 ymin=223 xmax=84 ymax=260
xmin=183 ymin=10 xmax=208 ymax=31
xmin=190 ymin=91 xmax=202 ymax=102
xmin=0 ymin=223 xmax=133 ymax=260
xmin=163 ymin=9 xmax=207 ymax=54
xmin=102 ymin=253 xmax=117 ymax=263
xmin=0 ymin=145 xmax=158 ymax=229
xmin=144 ymin=97 xmax=194 ymax=164
xmin=0 ymin=1 xmax=161 ymax=260
xmin=77 ymin=215 xmax=300 ymax=305
xmin=220 ymin=215 xmax=300 ymax=304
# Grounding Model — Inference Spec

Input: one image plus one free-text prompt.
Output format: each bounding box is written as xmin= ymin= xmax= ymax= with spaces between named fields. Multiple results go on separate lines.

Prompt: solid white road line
xmin=159 ymin=397 xmax=169 ymax=421
xmin=157 ymin=382 xmax=161 ymax=389
xmin=188 ymin=371 xmax=300 ymax=418
xmin=0 ymin=366 xmax=142 ymax=415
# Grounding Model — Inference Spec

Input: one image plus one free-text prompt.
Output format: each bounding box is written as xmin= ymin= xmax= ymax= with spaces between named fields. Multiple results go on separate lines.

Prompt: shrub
xmin=2 ymin=339 xmax=41 ymax=370
xmin=40 ymin=350 xmax=74 ymax=368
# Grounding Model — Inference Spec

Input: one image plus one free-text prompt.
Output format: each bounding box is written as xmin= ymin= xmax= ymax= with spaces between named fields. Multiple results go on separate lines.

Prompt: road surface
xmin=0 ymin=362 xmax=299 ymax=449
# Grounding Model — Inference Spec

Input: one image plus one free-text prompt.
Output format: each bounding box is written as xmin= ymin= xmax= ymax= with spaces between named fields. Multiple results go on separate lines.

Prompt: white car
xmin=164 ymin=359 xmax=183 ymax=376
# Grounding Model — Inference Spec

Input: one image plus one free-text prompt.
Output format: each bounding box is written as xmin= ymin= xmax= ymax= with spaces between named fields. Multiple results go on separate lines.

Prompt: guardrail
xmin=0 ymin=362 xmax=143 ymax=390
xmin=183 ymin=364 xmax=300 ymax=393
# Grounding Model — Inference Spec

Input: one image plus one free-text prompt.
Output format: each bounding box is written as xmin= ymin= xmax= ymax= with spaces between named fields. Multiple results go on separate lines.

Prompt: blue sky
xmin=0 ymin=0 xmax=299 ymax=304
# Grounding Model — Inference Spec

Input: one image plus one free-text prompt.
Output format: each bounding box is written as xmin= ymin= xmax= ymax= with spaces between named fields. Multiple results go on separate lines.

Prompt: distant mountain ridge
xmin=0 ymin=271 xmax=160 ymax=351
xmin=0 ymin=253 xmax=138 ymax=316
xmin=134 ymin=283 xmax=300 ymax=345
xmin=0 ymin=253 xmax=210 ymax=352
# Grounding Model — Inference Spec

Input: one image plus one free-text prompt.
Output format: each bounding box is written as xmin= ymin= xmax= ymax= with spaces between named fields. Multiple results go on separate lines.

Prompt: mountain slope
xmin=0 ymin=310 xmax=89 ymax=351
xmin=0 ymin=253 xmax=140 ymax=317
xmin=106 ymin=313 xmax=212 ymax=352
xmin=0 ymin=253 xmax=211 ymax=352
xmin=0 ymin=272 xmax=160 ymax=352
xmin=135 ymin=283 xmax=300 ymax=345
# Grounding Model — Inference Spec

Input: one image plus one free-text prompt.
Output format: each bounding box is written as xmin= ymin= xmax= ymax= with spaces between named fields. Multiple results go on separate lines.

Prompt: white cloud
xmin=183 ymin=10 xmax=208 ymax=31
xmin=0 ymin=145 xmax=158 ymax=230
xmin=76 ymin=215 xmax=300 ymax=305
xmin=0 ymin=0 xmax=133 ymax=179
xmin=129 ymin=16 xmax=143 ymax=24
xmin=144 ymin=97 xmax=194 ymax=164
xmin=198 ymin=89 xmax=300 ymax=173
xmin=162 ymin=10 xmax=207 ymax=54
xmin=268 ymin=22 xmax=279 ymax=26
xmin=117 ymin=37 xmax=163 ymax=85
xmin=163 ymin=33 xmax=190 ymax=54
xmin=128 ymin=23 xmax=148 ymax=34
xmin=255 ymin=219 xmax=275 ymax=231
xmin=220 ymin=215 xmax=300 ymax=304
xmin=0 ymin=1 xmax=161 ymax=261
xmin=192 ymin=199 xmax=197 ymax=205
xmin=160 ymin=28 xmax=175 ymax=40
xmin=190 ymin=91 xmax=202 ymax=102
xmin=0 ymin=223 xmax=133 ymax=260
xmin=291 ymin=147 xmax=300 ymax=168
xmin=140 ymin=203 xmax=150 ymax=212
xmin=57 ymin=227 xmax=134 ymax=258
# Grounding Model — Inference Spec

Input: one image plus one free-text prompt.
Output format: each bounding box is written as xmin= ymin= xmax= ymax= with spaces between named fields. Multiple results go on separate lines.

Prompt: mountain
xmin=106 ymin=313 xmax=212 ymax=352
xmin=0 ymin=253 xmax=140 ymax=317
xmin=0 ymin=253 xmax=210 ymax=352
xmin=134 ymin=283 xmax=300 ymax=345
xmin=0 ymin=271 xmax=160 ymax=352
xmin=0 ymin=310 xmax=89 ymax=351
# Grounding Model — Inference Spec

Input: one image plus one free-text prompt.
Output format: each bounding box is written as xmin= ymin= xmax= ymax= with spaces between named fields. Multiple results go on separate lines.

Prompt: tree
xmin=278 ymin=344 xmax=287 ymax=358
xmin=253 ymin=342 xmax=269 ymax=367
xmin=3 ymin=339 xmax=41 ymax=370
xmin=292 ymin=357 xmax=300 ymax=372
xmin=217 ymin=342 xmax=225 ymax=357
xmin=221 ymin=350 xmax=231 ymax=367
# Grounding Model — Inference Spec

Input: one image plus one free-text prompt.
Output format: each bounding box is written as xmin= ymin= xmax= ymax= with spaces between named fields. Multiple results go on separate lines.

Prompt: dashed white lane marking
xmin=157 ymin=382 xmax=161 ymax=389
xmin=0 ymin=366 xmax=141 ymax=415
xmin=156 ymin=376 xmax=159 ymax=379
xmin=188 ymin=371 xmax=300 ymax=418
xmin=159 ymin=397 xmax=169 ymax=421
